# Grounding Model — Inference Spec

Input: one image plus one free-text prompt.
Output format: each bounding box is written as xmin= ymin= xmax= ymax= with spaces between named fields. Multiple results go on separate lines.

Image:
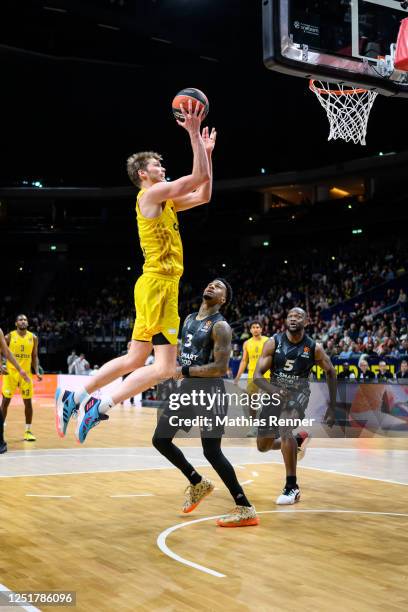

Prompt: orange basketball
xmin=172 ymin=88 xmax=209 ymax=121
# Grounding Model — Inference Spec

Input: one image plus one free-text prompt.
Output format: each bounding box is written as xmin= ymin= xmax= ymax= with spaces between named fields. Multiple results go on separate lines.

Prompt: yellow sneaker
xmin=216 ymin=505 xmax=259 ymax=528
xmin=182 ymin=477 xmax=214 ymax=513
xmin=24 ymin=430 xmax=36 ymax=442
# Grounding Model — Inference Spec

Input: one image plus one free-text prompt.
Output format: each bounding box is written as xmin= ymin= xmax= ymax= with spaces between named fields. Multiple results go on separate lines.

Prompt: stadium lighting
xmin=248 ymin=217 xmax=253 ymax=221
xmin=50 ymin=245 xmax=57 ymax=251
xmin=352 ymin=229 xmax=363 ymax=234
xmin=284 ymin=260 xmax=288 ymax=264
xmin=261 ymin=168 xmax=266 ymax=174
xmin=348 ymin=204 xmax=353 ymax=209
xmin=127 ymin=266 xmax=131 ymax=270
xmin=263 ymin=241 xmax=269 ymax=247
xmin=79 ymin=267 xmax=84 ymax=271
xmin=222 ymin=263 xmax=226 ymax=267
xmin=19 ymin=267 xmax=23 ymax=271
xmin=331 ymin=256 xmax=336 ymax=260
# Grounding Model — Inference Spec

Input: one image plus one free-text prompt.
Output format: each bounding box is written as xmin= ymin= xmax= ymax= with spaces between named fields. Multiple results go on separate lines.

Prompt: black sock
xmin=286 ymin=475 xmax=297 ymax=489
xmin=152 ymin=434 xmax=202 ymax=485
xmin=201 ymin=437 xmax=252 ymax=507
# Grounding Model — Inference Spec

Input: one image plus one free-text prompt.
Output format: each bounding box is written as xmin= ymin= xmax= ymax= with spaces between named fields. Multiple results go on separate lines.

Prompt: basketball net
xmin=309 ymin=80 xmax=378 ymax=146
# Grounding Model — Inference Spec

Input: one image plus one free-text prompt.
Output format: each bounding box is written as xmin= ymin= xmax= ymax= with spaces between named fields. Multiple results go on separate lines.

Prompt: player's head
xmin=401 ymin=359 xmax=408 ymax=373
xmin=127 ymin=152 xmax=165 ymax=188
xmin=286 ymin=307 xmax=307 ymax=333
xmin=249 ymin=320 xmax=262 ymax=337
xmin=202 ymin=278 xmax=232 ymax=310
xmin=15 ymin=314 xmax=28 ymax=330
xmin=378 ymin=360 xmax=387 ymax=373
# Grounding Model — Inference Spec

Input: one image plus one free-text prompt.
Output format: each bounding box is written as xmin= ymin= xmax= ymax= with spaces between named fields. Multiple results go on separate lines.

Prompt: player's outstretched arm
xmin=141 ymin=101 xmax=210 ymax=210
xmin=32 ymin=335 xmax=43 ymax=381
xmin=315 ymin=343 xmax=337 ymax=427
xmin=173 ymin=126 xmax=216 ymax=212
xmin=233 ymin=341 xmax=249 ymax=384
xmin=180 ymin=321 xmax=232 ymax=378
xmin=253 ymin=338 xmax=277 ymax=395
xmin=0 ymin=329 xmax=30 ymax=383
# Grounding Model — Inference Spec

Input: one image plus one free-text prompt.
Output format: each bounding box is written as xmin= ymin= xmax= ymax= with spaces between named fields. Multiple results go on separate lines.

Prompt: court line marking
xmin=25 ymin=494 xmax=71 ymax=498
xmin=0 ymin=583 xmax=40 ymax=611
xmin=109 ymin=494 xmax=154 ymax=498
xmin=157 ymin=509 xmax=408 ymax=579
xmin=239 ymin=480 xmax=253 ymax=486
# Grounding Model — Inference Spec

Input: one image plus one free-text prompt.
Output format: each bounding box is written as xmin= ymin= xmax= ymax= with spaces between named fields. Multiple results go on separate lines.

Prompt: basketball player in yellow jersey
xmin=234 ymin=321 xmax=269 ymax=436
xmin=56 ymin=100 xmax=215 ymax=442
xmin=1 ymin=315 xmax=42 ymax=442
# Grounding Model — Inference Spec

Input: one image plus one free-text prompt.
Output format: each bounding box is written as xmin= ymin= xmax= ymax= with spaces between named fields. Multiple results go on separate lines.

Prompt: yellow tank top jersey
xmin=247 ymin=335 xmax=269 ymax=378
xmin=8 ymin=330 xmax=34 ymax=374
xmin=136 ymin=188 xmax=183 ymax=279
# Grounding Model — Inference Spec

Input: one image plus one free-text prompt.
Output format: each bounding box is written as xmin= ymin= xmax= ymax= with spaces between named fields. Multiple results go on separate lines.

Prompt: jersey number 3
xmin=184 ymin=334 xmax=193 ymax=348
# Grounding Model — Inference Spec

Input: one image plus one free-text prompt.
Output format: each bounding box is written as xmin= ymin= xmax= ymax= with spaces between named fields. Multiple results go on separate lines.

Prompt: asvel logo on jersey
xmin=301 ymin=345 xmax=311 ymax=358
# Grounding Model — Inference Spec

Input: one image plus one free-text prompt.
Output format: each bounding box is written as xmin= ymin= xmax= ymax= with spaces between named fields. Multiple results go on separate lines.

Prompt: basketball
xmin=172 ymin=88 xmax=209 ymax=121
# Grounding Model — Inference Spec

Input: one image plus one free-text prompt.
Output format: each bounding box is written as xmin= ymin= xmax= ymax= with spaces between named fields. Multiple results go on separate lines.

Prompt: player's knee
xmin=154 ymin=363 xmax=176 ymax=380
xmin=152 ymin=432 xmax=167 ymax=453
xmin=257 ymin=437 xmax=272 ymax=452
xmin=202 ymin=445 xmax=222 ymax=464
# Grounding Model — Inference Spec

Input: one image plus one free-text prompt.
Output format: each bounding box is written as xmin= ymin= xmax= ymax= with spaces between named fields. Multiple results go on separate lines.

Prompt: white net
xmin=309 ymin=80 xmax=378 ymax=146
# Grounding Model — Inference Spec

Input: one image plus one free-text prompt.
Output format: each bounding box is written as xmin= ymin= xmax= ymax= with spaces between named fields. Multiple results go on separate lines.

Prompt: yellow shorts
xmin=132 ymin=274 xmax=180 ymax=345
xmin=2 ymin=371 xmax=33 ymax=399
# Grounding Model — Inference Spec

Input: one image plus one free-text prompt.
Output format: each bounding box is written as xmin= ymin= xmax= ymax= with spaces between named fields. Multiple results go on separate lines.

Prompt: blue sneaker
xmin=75 ymin=396 xmax=109 ymax=444
xmin=55 ymin=389 xmax=79 ymax=438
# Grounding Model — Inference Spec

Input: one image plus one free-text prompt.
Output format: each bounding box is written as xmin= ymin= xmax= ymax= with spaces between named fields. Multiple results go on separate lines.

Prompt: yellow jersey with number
xmin=8 ymin=330 xmax=34 ymax=374
xmin=247 ymin=335 xmax=269 ymax=379
xmin=136 ymin=188 xmax=183 ymax=279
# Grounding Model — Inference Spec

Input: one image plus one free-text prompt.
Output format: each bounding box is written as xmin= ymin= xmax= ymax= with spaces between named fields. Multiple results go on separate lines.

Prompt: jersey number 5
xmin=283 ymin=359 xmax=295 ymax=372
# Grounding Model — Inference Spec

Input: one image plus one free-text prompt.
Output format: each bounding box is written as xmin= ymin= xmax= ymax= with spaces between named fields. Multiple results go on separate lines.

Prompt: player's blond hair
xmin=126 ymin=151 xmax=162 ymax=187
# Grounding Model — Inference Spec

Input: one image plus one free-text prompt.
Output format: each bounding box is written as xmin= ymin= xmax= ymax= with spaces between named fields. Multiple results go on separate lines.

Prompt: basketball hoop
xmin=309 ymin=80 xmax=378 ymax=146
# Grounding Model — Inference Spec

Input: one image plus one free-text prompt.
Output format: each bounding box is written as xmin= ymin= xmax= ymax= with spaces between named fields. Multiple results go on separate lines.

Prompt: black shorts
xmin=155 ymin=377 xmax=228 ymax=437
xmin=257 ymin=386 xmax=311 ymax=437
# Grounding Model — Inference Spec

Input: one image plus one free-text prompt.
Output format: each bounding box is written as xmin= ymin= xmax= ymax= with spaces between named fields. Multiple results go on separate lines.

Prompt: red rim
xmin=309 ymin=79 xmax=369 ymax=96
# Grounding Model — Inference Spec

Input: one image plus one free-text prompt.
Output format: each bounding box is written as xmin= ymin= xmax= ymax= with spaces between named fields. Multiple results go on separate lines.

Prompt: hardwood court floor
xmin=1 ymin=401 xmax=407 ymax=612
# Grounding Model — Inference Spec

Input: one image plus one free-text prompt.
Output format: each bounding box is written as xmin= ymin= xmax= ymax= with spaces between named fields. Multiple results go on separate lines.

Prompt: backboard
xmin=263 ymin=0 xmax=408 ymax=97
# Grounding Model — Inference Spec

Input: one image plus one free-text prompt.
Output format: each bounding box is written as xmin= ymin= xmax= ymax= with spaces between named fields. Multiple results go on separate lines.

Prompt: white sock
xmin=25 ymin=424 xmax=31 ymax=431
xmin=74 ymin=387 xmax=89 ymax=405
xmin=98 ymin=396 xmax=114 ymax=414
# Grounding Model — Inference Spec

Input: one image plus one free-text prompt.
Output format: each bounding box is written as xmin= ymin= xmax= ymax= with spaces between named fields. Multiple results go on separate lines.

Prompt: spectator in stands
xmin=357 ymin=359 xmax=375 ymax=382
xmin=67 ymin=349 xmax=77 ymax=374
xmin=396 ymin=288 xmax=407 ymax=310
xmin=376 ymin=360 xmax=394 ymax=382
xmin=337 ymin=362 xmax=356 ymax=380
xmin=71 ymin=353 xmax=90 ymax=375
xmin=396 ymin=359 xmax=408 ymax=382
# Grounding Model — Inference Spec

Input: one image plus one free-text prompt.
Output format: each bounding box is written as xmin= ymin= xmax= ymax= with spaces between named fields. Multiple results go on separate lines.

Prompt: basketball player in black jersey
xmin=254 ymin=307 xmax=336 ymax=505
xmin=152 ymin=279 xmax=259 ymax=527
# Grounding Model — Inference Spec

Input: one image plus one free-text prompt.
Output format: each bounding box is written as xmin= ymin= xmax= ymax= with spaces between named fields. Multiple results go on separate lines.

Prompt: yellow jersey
xmin=246 ymin=335 xmax=269 ymax=378
xmin=8 ymin=330 xmax=34 ymax=374
xmin=136 ymin=188 xmax=183 ymax=279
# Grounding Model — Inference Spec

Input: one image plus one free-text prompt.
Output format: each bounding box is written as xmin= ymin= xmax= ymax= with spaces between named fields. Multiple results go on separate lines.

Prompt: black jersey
xmin=179 ymin=312 xmax=225 ymax=367
xmin=271 ymin=332 xmax=316 ymax=389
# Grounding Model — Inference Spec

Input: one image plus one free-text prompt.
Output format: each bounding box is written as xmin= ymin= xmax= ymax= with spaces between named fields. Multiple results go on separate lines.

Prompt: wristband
xmin=182 ymin=365 xmax=190 ymax=378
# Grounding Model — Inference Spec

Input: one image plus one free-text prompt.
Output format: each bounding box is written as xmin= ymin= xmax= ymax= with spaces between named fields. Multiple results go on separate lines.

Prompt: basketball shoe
xmin=55 ymin=389 xmax=79 ymax=438
xmin=216 ymin=505 xmax=259 ymax=527
xmin=75 ymin=396 xmax=109 ymax=444
xmin=24 ymin=430 xmax=36 ymax=442
xmin=276 ymin=486 xmax=300 ymax=505
xmin=182 ymin=477 xmax=214 ymax=513
xmin=296 ymin=431 xmax=311 ymax=462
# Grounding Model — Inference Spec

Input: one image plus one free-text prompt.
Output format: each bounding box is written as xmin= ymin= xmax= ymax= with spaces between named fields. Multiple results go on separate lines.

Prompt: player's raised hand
xmin=176 ymin=99 xmax=206 ymax=135
xmin=202 ymin=126 xmax=217 ymax=153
